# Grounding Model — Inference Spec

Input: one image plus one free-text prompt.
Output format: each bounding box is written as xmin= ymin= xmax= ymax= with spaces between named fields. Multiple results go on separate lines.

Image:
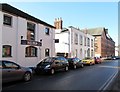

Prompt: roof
xmin=1 ymin=3 xmax=55 ymax=28
xmin=82 ymin=27 xmax=115 ymax=42
xmin=82 ymin=27 xmax=104 ymax=36
xmin=61 ymin=28 xmax=69 ymax=32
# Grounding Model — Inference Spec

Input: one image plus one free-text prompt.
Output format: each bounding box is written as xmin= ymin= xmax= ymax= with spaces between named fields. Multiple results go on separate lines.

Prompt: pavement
xmin=109 ymin=68 xmax=120 ymax=92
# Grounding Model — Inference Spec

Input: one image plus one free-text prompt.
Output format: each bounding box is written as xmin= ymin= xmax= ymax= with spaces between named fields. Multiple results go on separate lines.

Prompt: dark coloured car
xmin=94 ymin=57 xmax=102 ymax=64
xmin=67 ymin=58 xmax=84 ymax=69
xmin=35 ymin=57 xmax=69 ymax=75
xmin=111 ymin=56 xmax=120 ymax=60
xmin=0 ymin=60 xmax=32 ymax=83
xmin=105 ymin=56 xmax=113 ymax=60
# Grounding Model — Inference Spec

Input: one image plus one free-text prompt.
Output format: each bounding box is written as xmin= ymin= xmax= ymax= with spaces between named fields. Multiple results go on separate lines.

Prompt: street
xmin=2 ymin=60 xmax=119 ymax=91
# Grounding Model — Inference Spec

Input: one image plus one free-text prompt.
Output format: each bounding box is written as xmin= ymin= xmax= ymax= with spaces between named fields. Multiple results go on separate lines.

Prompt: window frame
xmin=74 ymin=33 xmax=78 ymax=45
xmin=2 ymin=45 xmax=12 ymax=57
xmin=45 ymin=48 xmax=50 ymax=57
xmin=3 ymin=14 xmax=12 ymax=26
xmin=45 ymin=27 xmax=50 ymax=35
xmin=25 ymin=46 xmax=37 ymax=57
xmin=27 ymin=22 xmax=35 ymax=41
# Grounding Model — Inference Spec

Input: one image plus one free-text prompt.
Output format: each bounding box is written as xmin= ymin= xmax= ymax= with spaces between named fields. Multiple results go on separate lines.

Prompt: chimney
xmin=54 ymin=17 xmax=63 ymax=29
xmin=105 ymin=28 xmax=108 ymax=34
xmin=84 ymin=28 xmax=87 ymax=34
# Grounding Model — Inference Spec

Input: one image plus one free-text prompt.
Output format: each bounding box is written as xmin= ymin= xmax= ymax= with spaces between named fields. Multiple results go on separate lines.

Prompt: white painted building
xmin=0 ymin=4 xmax=55 ymax=67
xmin=55 ymin=18 xmax=95 ymax=59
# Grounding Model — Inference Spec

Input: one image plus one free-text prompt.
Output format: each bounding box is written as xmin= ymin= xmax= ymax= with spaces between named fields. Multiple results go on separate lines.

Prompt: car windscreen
xmin=38 ymin=57 xmax=56 ymax=66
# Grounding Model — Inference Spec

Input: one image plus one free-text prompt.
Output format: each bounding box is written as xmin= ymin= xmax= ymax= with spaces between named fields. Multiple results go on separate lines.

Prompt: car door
xmin=54 ymin=57 xmax=62 ymax=71
xmin=75 ymin=58 xmax=80 ymax=67
xmin=0 ymin=61 xmax=2 ymax=83
xmin=61 ymin=57 xmax=68 ymax=69
xmin=2 ymin=61 xmax=23 ymax=83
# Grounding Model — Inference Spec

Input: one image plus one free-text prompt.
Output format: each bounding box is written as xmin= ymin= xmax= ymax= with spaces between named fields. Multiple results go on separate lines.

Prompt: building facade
xmin=55 ymin=18 xmax=94 ymax=59
xmin=0 ymin=4 xmax=55 ymax=67
xmin=82 ymin=27 xmax=115 ymax=57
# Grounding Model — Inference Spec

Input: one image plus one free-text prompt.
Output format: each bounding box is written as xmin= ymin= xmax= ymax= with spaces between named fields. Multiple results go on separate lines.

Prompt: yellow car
xmin=82 ymin=57 xmax=95 ymax=65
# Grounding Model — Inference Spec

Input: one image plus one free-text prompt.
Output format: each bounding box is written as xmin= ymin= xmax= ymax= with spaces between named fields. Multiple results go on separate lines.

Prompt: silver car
xmin=0 ymin=60 xmax=32 ymax=83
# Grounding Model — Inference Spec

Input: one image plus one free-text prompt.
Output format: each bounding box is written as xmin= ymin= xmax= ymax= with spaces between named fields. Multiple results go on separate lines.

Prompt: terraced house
xmin=55 ymin=18 xmax=95 ymax=59
xmin=0 ymin=4 xmax=55 ymax=67
xmin=82 ymin=27 xmax=115 ymax=58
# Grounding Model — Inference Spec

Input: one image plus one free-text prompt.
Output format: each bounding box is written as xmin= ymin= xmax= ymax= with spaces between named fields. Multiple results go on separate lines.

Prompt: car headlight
xmin=45 ymin=65 xmax=50 ymax=69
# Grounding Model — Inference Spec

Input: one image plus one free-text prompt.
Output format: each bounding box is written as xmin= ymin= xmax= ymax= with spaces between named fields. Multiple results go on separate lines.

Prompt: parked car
xmin=67 ymin=58 xmax=84 ymax=69
xmin=82 ymin=57 xmax=95 ymax=65
xmin=111 ymin=56 xmax=120 ymax=60
xmin=105 ymin=56 xmax=113 ymax=60
xmin=35 ymin=57 xmax=69 ymax=75
xmin=94 ymin=57 xmax=102 ymax=64
xmin=0 ymin=60 xmax=32 ymax=83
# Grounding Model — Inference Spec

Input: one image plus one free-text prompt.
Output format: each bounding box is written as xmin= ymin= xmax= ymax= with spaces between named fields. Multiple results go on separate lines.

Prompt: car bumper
xmin=35 ymin=68 xmax=51 ymax=74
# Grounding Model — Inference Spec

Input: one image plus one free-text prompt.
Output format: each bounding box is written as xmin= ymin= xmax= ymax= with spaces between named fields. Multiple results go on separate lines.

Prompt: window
xmin=45 ymin=48 xmax=50 ymax=57
xmin=71 ymin=32 xmax=73 ymax=44
xmin=75 ymin=49 xmax=77 ymax=57
xmin=80 ymin=48 xmax=82 ymax=57
xmin=27 ymin=22 xmax=35 ymax=40
xmin=2 ymin=45 xmax=12 ymax=57
xmin=25 ymin=46 xmax=37 ymax=57
xmin=91 ymin=39 xmax=93 ymax=47
xmin=27 ymin=22 xmax=35 ymax=31
xmin=45 ymin=28 xmax=50 ymax=35
xmin=87 ymin=38 xmax=90 ymax=47
xmin=3 ymin=15 xmax=12 ymax=26
xmin=84 ymin=37 xmax=86 ymax=46
xmin=3 ymin=61 xmax=19 ymax=69
xmin=87 ymin=49 xmax=90 ymax=57
xmin=91 ymin=49 xmax=94 ymax=57
xmin=74 ymin=33 xmax=78 ymax=45
xmin=80 ymin=35 xmax=83 ymax=45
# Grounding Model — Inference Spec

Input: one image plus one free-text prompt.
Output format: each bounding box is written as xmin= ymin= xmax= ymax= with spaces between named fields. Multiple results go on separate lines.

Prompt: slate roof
xmin=81 ymin=27 xmax=104 ymax=36
xmin=82 ymin=27 xmax=114 ymax=42
xmin=1 ymin=3 xmax=55 ymax=28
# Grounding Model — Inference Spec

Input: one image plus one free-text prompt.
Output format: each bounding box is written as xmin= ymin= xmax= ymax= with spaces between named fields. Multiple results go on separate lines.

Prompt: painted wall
xmin=0 ymin=11 xmax=2 ymax=60
xmin=55 ymin=31 xmax=69 ymax=53
xmin=1 ymin=12 xmax=55 ymax=67
xmin=55 ymin=27 xmax=95 ymax=59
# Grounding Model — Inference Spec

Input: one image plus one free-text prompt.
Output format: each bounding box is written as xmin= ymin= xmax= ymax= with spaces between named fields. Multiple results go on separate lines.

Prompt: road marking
xmin=99 ymin=66 xmax=120 ymax=69
xmin=3 ymin=84 xmax=16 ymax=89
xmin=23 ymin=81 xmax=31 ymax=84
xmin=98 ymin=70 xmax=118 ymax=91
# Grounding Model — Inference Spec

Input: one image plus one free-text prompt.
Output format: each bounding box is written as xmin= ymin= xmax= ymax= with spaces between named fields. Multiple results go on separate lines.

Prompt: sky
xmin=7 ymin=2 xmax=118 ymax=45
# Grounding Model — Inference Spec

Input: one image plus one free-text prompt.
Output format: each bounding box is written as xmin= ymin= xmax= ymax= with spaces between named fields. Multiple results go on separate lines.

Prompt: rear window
xmin=67 ymin=58 xmax=74 ymax=61
xmin=84 ymin=57 xmax=91 ymax=60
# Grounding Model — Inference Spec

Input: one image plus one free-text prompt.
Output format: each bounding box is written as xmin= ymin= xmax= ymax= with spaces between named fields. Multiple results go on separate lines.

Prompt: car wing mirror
xmin=16 ymin=66 xmax=21 ymax=69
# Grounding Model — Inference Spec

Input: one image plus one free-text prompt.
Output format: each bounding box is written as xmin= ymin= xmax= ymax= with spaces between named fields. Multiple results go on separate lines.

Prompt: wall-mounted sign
xmin=21 ymin=40 xmax=42 ymax=46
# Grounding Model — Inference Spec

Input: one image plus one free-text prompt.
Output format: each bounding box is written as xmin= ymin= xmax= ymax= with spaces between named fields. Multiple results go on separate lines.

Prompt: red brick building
xmin=82 ymin=27 xmax=115 ymax=57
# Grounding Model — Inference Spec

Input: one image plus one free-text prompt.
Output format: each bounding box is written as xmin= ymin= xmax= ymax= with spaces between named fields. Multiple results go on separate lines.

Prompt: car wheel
xmin=50 ymin=68 xmax=55 ymax=75
xmin=23 ymin=72 xmax=31 ymax=82
xmin=89 ymin=62 xmax=92 ymax=66
xmin=81 ymin=64 xmax=84 ymax=68
xmin=65 ymin=66 xmax=69 ymax=71
xmin=73 ymin=65 xmax=77 ymax=69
